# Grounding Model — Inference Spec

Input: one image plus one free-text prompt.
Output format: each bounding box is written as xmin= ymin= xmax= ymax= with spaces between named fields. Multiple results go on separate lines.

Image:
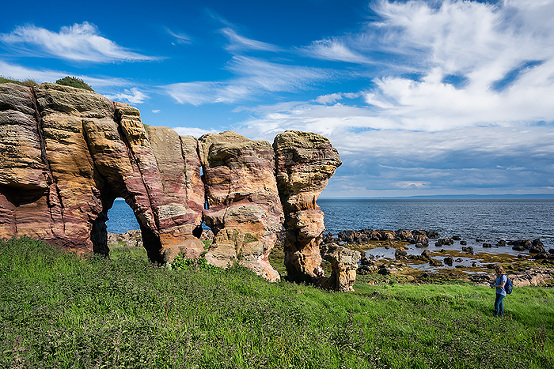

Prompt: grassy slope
xmin=1 ymin=238 xmax=553 ymax=368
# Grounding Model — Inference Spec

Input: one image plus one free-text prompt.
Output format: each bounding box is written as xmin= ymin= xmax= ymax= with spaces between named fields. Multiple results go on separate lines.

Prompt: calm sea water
xmin=106 ymin=198 xmax=554 ymax=250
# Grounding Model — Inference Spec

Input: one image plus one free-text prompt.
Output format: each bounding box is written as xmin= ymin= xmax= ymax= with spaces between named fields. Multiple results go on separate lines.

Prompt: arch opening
xmin=91 ymin=196 xmax=162 ymax=262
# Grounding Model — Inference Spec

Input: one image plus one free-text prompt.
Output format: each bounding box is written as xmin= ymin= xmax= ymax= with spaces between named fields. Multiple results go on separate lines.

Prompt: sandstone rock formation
xmin=0 ymin=83 xmax=204 ymax=263
xmin=273 ymin=131 xmax=342 ymax=283
xmin=199 ymin=131 xmax=283 ymax=282
xmin=319 ymin=243 xmax=361 ymax=292
xmin=0 ymin=83 xmax=344 ymax=287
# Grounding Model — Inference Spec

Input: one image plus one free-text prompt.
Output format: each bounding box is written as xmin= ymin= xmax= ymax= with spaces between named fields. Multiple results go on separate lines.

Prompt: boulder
xmin=357 ymin=265 xmax=377 ymax=275
xmin=421 ymin=249 xmax=432 ymax=260
xmin=530 ymin=239 xmax=545 ymax=254
xmin=409 ymin=234 xmax=429 ymax=246
xmin=435 ymin=238 xmax=454 ymax=246
xmin=378 ymin=266 xmax=399 ymax=275
xmin=427 ymin=231 xmax=440 ymax=239
xmin=322 ymin=232 xmax=335 ymax=244
xmin=510 ymin=268 xmax=554 ymax=286
xmin=395 ymin=229 xmax=413 ymax=241
xmin=395 ymin=248 xmax=408 ymax=259
xmin=318 ymin=244 xmax=361 ymax=291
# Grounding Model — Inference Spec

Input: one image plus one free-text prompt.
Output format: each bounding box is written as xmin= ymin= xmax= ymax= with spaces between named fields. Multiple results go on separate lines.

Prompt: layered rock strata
xmin=0 ymin=83 xmax=204 ymax=262
xmin=273 ymin=131 xmax=342 ymax=283
xmin=0 ymin=84 xmax=344 ymax=286
xmin=199 ymin=131 xmax=283 ymax=282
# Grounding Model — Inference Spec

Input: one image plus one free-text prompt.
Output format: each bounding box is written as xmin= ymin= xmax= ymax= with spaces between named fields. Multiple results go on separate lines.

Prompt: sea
xmin=106 ymin=198 xmax=554 ymax=253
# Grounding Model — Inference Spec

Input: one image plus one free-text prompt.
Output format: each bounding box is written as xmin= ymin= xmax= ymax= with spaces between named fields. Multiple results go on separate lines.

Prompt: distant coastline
xmin=320 ymin=194 xmax=554 ymax=200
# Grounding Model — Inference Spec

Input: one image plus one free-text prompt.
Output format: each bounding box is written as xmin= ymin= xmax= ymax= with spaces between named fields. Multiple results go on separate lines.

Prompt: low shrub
xmin=55 ymin=76 xmax=94 ymax=91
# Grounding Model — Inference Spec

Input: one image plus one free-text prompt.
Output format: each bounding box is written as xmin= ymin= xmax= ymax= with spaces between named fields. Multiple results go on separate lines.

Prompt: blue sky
xmin=1 ymin=0 xmax=553 ymax=198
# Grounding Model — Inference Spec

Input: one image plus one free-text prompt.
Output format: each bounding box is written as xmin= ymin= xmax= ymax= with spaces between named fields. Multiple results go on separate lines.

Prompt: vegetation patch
xmin=1 ymin=237 xmax=553 ymax=368
xmin=55 ymin=76 xmax=94 ymax=91
xmin=0 ymin=76 xmax=38 ymax=87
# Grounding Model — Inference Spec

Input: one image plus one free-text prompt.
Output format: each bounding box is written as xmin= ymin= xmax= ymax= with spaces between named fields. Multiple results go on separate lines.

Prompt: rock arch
xmin=0 ymin=82 xmax=349 ymax=288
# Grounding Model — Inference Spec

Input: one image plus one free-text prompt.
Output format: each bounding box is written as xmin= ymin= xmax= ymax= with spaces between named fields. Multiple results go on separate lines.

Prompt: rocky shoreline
xmin=323 ymin=228 xmax=554 ymax=287
xmin=323 ymin=228 xmax=552 ymax=258
xmin=109 ymin=228 xmax=554 ymax=287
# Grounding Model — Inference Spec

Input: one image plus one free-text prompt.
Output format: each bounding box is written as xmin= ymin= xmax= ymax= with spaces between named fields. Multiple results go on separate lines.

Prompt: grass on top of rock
xmin=55 ymin=76 xmax=94 ymax=91
xmin=0 ymin=76 xmax=38 ymax=87
xmin=1 ymin=237 xmax=553 ymax=368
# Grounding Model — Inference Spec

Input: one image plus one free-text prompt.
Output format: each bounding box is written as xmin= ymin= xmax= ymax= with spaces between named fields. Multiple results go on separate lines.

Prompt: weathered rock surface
xmin=107 ymin=230 xmax=143 ymax=248
xmin=0 ymin=83 xmax=343 ymax=284
xmin=199 ymin=131 xmax=284 ymax=282
xmin=146 ymin=126 xmax=205 ymax=261
xmin=318 ymin=244 xmax=360 ymax=291
xmin=273 ymin=130 xmax=342 ymax=283
xmin=471 ymin=268 xmax=554 ymax=287
xmin=0 ymin=83 xmax=204 ymax=263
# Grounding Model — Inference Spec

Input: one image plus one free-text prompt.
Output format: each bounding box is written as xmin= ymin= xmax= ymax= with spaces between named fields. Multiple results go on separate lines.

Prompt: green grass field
xmin=1 ymin=237 xmax=553 ymax=368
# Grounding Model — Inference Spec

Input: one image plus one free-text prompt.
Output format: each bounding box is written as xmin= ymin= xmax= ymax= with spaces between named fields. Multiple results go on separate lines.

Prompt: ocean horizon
xmin=106 ymin=198 xmax=554 ymax=251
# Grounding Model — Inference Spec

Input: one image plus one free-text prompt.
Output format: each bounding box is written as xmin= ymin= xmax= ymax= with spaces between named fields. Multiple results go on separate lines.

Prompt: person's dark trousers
xmin=494 ymin=293 xmax=505 ymax=317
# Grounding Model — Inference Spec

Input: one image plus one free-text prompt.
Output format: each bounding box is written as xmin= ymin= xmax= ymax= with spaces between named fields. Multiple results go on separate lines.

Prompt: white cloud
xmin=173 ymin=126 xmax=218 ymax=138
xmin=152 ymin=109 xmax=160 ymax=113
xmin=221 ymin=28 xmax=280 ymax=52
xmin=104 ymin=87 xmax=148 ymax=104
xmin=263 ymin=1 xmax=554 ymax=133
xmin=314 ymin=92 xmax=361 ymax=105
xmin=0 ymin=60 xmax=130 ymax=87
xmin=164 ymin=56 xmax=332 ymax=105
xmin=302 ymin=39 xmax=370 ymax=64
xmin=354 ymin=0 xmax=554 ymax=131
xmin=1 ymin=22 xmax=156 ymax=62
xmin=237 ymin=99 xmax=554 ymax=195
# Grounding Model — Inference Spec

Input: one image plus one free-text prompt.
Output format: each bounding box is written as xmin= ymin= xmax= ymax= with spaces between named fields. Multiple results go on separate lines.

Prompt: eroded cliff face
xmin=0 ymin=83 xmax=347 ymax=287
xmin=199 ymin=131 xmax=283 ymax=282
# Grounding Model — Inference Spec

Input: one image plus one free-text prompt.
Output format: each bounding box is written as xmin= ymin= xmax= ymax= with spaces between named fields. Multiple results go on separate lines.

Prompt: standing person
xmin=490 ymin=264 xmax=507 ymax=317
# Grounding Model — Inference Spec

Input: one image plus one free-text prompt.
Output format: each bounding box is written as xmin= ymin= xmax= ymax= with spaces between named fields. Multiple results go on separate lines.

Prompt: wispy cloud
xmin=253 ymin=0 xmax=554 ymax=133
xmin=302 ymin=39 xmax=371 ymax=64
xmin=357 ymin=0 xmax=554 ymax=130
xmin=239 ymin=102 xmax=554 ymax=196
xmin=0 ymin=60 xmax=130 ymax=87
xmin=164 ymin=56 xmax=333 ymax=105
xmin=220 ymin=28 xmax=280 ymax=52
xmin=0 ymin=22 xmax=157 ymax=62
xmin=314 ymin=92 xmax=361 ymax=105
xmin=165 ymin=27 xmax=192 ymax=45
xmin=104 ymin=87 xmax=148 ymax=104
